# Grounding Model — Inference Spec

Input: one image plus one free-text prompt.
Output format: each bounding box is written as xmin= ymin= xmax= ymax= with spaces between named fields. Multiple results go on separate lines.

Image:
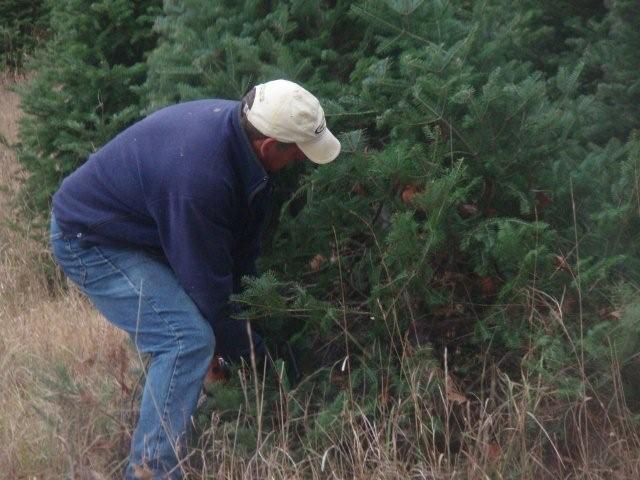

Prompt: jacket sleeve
xmin=232 ymin=182 xmax=272 ymax=293
xmin=149 ymin=190 xmax=264 ymax=361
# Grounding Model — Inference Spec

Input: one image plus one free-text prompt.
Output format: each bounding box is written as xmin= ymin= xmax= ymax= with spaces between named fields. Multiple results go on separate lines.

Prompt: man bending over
xmin=49 ymin=79 xmax=340 ymax=478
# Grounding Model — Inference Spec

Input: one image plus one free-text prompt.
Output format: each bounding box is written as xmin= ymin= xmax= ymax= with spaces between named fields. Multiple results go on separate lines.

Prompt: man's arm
xmin=150 ymin=191 xmax=262 ymax=361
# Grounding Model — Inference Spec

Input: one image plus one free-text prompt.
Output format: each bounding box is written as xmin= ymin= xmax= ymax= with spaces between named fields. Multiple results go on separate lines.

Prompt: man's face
xmin=258 ymin=139 xmax=307 ymax=172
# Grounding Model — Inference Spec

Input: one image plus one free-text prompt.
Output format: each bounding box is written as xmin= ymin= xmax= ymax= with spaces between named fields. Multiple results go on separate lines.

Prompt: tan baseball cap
xmin=245 ymin=79 xmax=341 ymax=164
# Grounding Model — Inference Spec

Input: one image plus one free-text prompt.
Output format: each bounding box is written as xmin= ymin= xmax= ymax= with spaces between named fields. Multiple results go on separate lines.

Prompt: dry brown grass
xmin=181 ymin=351 xmax=640 ymax=480
xmin=0 ymin=73 xmax=136 ymax=479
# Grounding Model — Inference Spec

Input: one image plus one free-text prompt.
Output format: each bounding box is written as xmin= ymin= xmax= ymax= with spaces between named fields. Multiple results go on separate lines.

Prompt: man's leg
xmin=50 ymin=215 xmax=214 ymax=479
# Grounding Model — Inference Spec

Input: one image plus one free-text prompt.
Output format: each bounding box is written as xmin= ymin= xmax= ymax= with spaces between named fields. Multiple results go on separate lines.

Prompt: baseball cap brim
xmin=298 ymin=128 xmax=341 ymax=164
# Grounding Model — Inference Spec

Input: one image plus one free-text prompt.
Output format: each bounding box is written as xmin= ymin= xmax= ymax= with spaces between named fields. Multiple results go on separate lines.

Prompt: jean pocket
xmin=51 ymin=237 xmax=88 ymax=287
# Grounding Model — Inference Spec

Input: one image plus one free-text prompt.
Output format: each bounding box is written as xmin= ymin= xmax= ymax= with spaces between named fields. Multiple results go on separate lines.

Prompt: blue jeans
xmin=49 ymin=213 xmax=214 ymax=479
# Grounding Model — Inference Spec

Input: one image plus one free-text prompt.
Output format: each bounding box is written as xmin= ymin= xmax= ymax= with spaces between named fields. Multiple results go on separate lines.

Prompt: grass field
xmin=0 ymin=74 xmax=137 ymax=479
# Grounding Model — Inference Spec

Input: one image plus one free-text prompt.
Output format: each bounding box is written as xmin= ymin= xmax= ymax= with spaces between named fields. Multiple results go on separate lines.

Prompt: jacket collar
xmin=229 ymin=102 xmax=269 ymax=204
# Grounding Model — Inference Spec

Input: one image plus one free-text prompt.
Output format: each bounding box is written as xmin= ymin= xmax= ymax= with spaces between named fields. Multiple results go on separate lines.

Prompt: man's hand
xmin=204 ymin=355 xmax=231 ymax=386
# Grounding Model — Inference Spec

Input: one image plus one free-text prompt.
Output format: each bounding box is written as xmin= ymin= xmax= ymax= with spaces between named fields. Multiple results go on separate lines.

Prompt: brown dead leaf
xmin=553 ymin=254 xmax=572 ymax=273
xmin=445 ymin=375 xmax=468 ymax=404
xmin=401 ymin=184 xmax=419 ymax=204
xmin=309 ymin=254 xmax=326 ymax=272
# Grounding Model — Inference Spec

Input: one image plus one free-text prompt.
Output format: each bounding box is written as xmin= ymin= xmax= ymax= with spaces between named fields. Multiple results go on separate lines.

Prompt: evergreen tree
xmin=17 ymin=0 xmax=161 ymax=213
xmin=591 ymin=0 xmax=640 ymax=141
xmin=143 ymin=0 xmax=359 ymax=111
xmin=139 ymin=0 xmax=640 ymax=411
xmin=0 ymin=0 xmax=49 ymax=71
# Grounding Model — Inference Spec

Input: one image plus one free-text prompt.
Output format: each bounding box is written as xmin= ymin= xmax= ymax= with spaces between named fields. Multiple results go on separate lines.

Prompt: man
xmin=49 ymin=79 xmax=340 ymax=478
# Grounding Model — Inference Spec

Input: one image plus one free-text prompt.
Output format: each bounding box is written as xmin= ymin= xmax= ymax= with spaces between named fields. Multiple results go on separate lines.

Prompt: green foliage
xmin=587 ymin=0 xmax=640 ymax=141
xmin=462 ymin=218 xmax=555 ymax=289
xmin=17 ymin=0 xmax=161 ymax=213
xmin=140 ymin=3 xmax=640 ymax=452
xmin=0 ymin=0 xmax=49 ymax=70
xmin=143 ymin=0 xmax=360 ymax=112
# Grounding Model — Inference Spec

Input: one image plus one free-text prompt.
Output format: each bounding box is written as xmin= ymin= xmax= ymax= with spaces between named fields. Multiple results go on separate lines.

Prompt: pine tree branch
xmin=350 ymin=5 xmax=435 ymax=47
xmin=325 ymin=110 xmax=380 ymax=117
xmin=381 ymin=161 xmax=466 ymax=318
xmin=413 ymin=92 xmax=478 ymax=157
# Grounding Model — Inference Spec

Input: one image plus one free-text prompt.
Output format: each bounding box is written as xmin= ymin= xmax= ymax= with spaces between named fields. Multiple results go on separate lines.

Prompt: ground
xmin=0 ymin=73 xmax=135 ymax=479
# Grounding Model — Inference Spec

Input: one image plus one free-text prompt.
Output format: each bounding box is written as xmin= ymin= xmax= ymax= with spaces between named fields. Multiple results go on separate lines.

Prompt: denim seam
xmin=66 ymin=238 xmax=87 ymax=286
xmin=91 ymin=246 xmax=184 ymax=465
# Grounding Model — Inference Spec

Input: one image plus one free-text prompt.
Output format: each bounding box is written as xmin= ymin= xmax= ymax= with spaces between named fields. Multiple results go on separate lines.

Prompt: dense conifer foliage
xmin=0 ymin=0 xmax=49 ymax=70
xmin=17 ymin=0 xmax=161 ymax=212
xmin=15 ymin=0 xmax=640 ymax=475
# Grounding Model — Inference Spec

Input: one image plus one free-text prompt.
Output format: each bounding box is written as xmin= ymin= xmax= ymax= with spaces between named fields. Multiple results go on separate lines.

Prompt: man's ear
xmin=250 ymin=137 xmax=273 ymax=160
xmin=258 ymin=137 xmax=278 ymax=159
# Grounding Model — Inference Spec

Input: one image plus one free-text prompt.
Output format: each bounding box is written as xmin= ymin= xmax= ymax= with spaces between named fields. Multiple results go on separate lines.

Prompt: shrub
xmin=17 ymin=0 xmax=161 ymax=214
xmin=0 ymin=0 xmax=49 ymax=71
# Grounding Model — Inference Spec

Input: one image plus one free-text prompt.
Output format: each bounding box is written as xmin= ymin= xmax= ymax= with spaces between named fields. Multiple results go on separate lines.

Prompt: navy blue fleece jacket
xmin=52 ymin=99 xmax=272 ymax=360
